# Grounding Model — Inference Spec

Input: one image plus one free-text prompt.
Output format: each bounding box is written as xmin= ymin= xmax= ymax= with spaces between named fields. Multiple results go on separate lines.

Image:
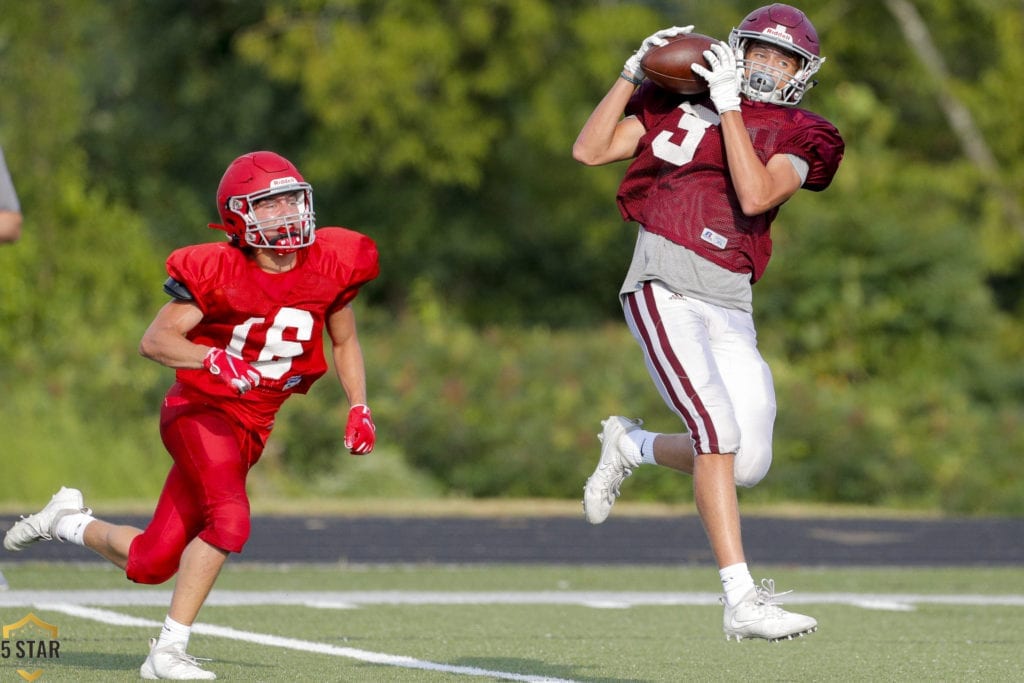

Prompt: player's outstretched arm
xmin=327 ymin=304 xmax=375 ymax=454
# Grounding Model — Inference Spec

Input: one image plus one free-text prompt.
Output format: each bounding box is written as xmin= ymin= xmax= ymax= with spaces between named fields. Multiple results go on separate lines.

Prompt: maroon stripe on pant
xmin=625 ymin=283 xmax=720 ymax=454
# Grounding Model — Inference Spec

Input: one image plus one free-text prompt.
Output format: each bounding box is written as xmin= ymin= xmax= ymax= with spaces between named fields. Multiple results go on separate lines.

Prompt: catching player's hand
xmin=692 ymin=42 xmax=741 ymax=113
xmin=345 ymin=404 xmax=376 ymax=455
xmin=203 ymin=347 xmax=261 ymax=395
xmin=622 ymin=25 xmax=694 ymax=84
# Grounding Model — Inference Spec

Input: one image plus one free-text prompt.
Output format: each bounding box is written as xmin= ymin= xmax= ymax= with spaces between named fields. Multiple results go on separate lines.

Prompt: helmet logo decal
xmin=269 ymin=177 xmax=298 ymax=188
xmin=763 ymin=24 xmax=795 ymax=45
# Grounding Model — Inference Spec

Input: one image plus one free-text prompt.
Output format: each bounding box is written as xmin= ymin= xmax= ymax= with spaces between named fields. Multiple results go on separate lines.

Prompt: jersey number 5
xmin=226 ymin=307 xmax=314 ymax=380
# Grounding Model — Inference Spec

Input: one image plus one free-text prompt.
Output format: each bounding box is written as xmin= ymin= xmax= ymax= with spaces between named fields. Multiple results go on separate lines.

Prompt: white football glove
xmin=622 ymin=25 xmax=694 ymax=85
xmin=691 ymin=41 xmax=742 ymax=114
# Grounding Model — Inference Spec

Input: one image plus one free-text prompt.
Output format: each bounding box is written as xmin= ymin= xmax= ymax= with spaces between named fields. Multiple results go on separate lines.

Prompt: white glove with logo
xmin=691 ymin=41 xmax=742 ymax=113
xmin=622 ymin=25 xmax=694 ymax=85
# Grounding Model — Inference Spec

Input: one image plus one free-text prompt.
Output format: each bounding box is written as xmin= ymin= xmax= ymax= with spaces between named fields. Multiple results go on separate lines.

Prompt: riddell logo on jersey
xmin=1 ymin=613 xmax=61 ymax=681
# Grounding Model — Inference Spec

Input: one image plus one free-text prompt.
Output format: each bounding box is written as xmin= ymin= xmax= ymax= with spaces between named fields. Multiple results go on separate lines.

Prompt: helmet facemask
xmin=731 ymin=38 xmax=821 ymax=106
xmin=227 ymin=181 xmax=316 ymax=255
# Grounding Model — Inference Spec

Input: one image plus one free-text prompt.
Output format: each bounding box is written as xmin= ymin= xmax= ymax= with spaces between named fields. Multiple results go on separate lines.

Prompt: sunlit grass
xmin=2 ymin=564 xmax=1021 ymax=681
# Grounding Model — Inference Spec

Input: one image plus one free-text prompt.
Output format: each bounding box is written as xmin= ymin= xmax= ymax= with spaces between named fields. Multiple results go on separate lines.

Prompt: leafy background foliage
xmin=1 ymin=0 xmax=1022 ymax=513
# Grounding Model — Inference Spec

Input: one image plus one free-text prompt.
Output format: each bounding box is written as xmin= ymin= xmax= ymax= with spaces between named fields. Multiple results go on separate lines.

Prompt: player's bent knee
xmin=128 ymin=566 xmax=178 ymax=585
xmin=126 ymin=553 xmax=180 ymax=585
xmin=734 ymin=448 xmax=772 ymax=488
xmin=734 ymin=471 xmax=764 ymax=488
xmin=201 ymin=508 xmax=251 ymax=554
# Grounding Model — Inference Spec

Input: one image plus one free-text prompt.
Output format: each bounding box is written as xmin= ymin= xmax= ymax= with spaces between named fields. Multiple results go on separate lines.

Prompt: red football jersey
xmin=617 ymin=84 xmax=844 ymax=282
xmin=165 ymin=227 xmax=379 ymax=429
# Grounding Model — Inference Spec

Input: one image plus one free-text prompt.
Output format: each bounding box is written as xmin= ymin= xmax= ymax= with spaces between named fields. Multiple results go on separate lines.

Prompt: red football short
xmin=125 ymin=383 xmax=267 ymax=585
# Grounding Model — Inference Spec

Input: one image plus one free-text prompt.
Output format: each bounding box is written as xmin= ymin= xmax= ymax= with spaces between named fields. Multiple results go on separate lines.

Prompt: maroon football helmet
xmin=213 ymin=151 xmax=316 ymax=253
xmin=728 ymin=4 xmax=823 ymax=106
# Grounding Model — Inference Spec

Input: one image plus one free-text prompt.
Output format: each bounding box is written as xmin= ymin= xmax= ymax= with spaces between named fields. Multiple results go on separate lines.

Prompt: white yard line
xmin=4 ymin=591 xmax=1021 ymax=680
xmin=26 ymin=602 xmax=577 ymax=683
xmin=3 ymin=589 xmax=1023 ymax=609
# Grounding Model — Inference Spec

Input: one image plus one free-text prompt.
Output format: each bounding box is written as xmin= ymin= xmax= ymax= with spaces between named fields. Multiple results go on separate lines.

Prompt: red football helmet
xmin=728 ymin=3 xmax=823 ymax=106
xmin=212 ymin=151 xmax=316 ymax=253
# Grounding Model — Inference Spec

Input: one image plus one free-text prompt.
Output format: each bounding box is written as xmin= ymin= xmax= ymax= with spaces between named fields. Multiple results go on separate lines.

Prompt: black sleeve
xmin=163 ymin=277 xmax=194 ymax=301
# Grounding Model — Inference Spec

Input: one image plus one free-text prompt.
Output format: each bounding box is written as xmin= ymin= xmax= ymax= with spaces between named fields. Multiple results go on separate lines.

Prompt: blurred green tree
xmin=1 ymin=0 xmax=1022 ymax=511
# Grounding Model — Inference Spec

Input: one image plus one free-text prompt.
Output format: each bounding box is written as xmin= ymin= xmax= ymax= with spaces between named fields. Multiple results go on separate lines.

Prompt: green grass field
xmin=1 ymin=563 xmax=1022 ymax=681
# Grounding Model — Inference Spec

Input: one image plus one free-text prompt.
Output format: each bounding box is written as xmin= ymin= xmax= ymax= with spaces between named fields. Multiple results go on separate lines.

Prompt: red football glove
xmin=345 ymin=404 xmax=376 ymax=455
xmin=203 ymin=347 xmax=261 ymax=395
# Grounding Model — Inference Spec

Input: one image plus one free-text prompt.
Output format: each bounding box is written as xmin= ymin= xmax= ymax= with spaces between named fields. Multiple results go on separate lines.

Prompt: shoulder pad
xmin=163 ymin=277 xmax=194 ymax=301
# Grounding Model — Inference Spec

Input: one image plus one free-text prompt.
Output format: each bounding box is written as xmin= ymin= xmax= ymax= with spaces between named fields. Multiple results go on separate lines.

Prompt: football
xmin=640 ymin=33 xmax=717 ymax=94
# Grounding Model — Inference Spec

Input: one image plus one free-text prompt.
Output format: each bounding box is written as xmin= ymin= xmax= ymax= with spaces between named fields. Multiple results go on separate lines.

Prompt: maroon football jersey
xmin=616 ymin=83 xmax=844 ymax=282
xmin=165 ymin=227 xmax=379 ymax=429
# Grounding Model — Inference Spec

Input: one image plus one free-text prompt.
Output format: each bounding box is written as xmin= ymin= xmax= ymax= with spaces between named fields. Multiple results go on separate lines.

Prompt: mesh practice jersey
xmin=164 ymin=227 xmax=379 ymax=429
xmin=616 ymin=84 xmax=844 ymax=282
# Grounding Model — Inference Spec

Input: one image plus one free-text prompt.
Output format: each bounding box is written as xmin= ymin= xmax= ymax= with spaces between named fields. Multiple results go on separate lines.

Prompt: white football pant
xmin=622 ymin=280 xmax=775 ymax=487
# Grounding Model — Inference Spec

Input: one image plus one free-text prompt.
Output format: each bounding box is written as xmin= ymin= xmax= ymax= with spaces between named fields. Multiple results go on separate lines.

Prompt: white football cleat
xmin=3 ymin=486 xmax=90 ymax=552
xmin=723 ymin=579 xmax=818 ymax=642
xmin=140 ymin=638 xmax=217 ymax=680
xmin=582 ymin=416 xmax=643 ymax=524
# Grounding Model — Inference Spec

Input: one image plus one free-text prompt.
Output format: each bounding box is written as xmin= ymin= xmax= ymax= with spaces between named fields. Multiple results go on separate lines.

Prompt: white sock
xmin=53 ymin=512 xmax=94 ymax=546
xmin=622 ymin=429 xmax=657 ymax=467
xmin=720 ymin=563 xmax=756 ymax=607
xmin=157 ymin=616 xmax=191 ymax=650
